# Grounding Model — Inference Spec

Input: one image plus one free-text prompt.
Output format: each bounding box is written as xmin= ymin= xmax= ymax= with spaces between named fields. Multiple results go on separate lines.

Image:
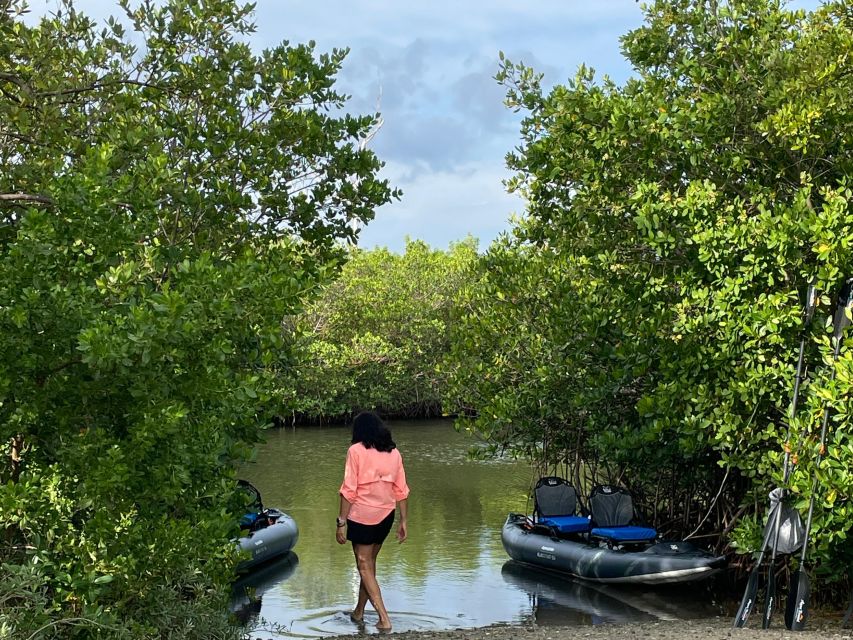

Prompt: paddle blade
xmin=832 ymin=278 xmax=853 ymax=343
xmin=733 ymin=568 xmax=759 ymax=628
xmin=785 ymin=569 xmax=810 ymax=630
xmin=762 ymin=569 xmax=776 ymax=629
xmin=804 ymin=281 xmax=817 ymax=324
xmin=842 ymin=589 xmax=853 ymax=628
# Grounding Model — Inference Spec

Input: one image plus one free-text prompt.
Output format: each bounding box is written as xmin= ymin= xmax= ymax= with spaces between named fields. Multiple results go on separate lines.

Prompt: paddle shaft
xmin=796 ymin=356 xmax=838 ymax=566
xmin=761 ymin=284 xmax=817 ymax=628
xmin=788 ymin=278 xmax=853 ymax=630
xmin=797 ymin=284 xmax=852 ymax=568
xmin=762 ymin=340 xmax=808 ymax=628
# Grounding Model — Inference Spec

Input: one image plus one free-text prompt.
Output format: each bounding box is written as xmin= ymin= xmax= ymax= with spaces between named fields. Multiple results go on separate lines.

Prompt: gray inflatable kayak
xmin=236 ymin=508 xmax=298 ymax=572
xmin=502 ymin=513 xmax=726 ymax=585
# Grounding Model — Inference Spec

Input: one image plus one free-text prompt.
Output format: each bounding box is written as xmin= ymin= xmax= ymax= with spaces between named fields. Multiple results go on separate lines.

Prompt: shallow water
xmin=232 ymin=420 xmax=722 ymax=637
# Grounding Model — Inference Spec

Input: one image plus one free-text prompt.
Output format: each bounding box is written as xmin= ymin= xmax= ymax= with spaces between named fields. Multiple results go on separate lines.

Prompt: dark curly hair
xmin=351 ymin=411 xmax=396 ymax=452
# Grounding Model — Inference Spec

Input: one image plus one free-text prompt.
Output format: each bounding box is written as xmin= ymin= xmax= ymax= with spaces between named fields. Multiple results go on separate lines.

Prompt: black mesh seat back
xmin=237 ymin=479 xmax=263 ymax=511
xmin=588 ymin=485 xmax=634 ymax=527
xmin=534 ymin=477 xmax=578 ymax=517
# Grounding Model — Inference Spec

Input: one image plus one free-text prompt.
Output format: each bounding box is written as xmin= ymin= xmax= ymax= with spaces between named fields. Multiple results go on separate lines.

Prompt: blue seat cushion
xmin=539 ymin=515 xmax=591 ymax=534
xmin=240 ymin=512 xmax=259 ymax=528
xmin=591 ymin=525 xmax=657 ymax=542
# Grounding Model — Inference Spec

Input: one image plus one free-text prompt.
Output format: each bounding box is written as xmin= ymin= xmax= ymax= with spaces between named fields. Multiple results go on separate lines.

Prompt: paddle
xmin=733 ymin=282 xmax=816 ymax=629
xmin=733 ymin=549 xmax=762 ymax=628
xmin=733 ymin=535 xmax=767 ymax=628
xmin=761 ymin=282 xmax=817 ymax=629
xmin=785 ymin=277 xmax=853 ymax=631
xmin=842 ymin=589 xmax=853 ymax=629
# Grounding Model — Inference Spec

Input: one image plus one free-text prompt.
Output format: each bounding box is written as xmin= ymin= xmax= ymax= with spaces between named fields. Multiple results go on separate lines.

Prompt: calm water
xmin=231 ymin=420 xmax=721 ymax=637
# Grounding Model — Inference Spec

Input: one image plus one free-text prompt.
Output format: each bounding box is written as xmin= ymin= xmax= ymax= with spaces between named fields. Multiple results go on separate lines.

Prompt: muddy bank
xmin=333 ymin=617 xmax=851 ymax=640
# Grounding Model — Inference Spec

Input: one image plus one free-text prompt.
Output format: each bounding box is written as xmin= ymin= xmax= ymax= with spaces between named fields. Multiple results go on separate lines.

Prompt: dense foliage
xmin=285 ymin=239 xmax=478 ymax=422
xmin=0 ymin=1 xmax=394 ymax=637
xmin=447 ymin=0 xmax=853 ymax=578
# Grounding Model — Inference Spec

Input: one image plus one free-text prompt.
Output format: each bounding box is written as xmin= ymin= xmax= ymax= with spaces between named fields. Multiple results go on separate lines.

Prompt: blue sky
xmin=269 ymin=1 xmax=647 ymax=252
xmin=27 ymin=0 xmax=823 ymax=252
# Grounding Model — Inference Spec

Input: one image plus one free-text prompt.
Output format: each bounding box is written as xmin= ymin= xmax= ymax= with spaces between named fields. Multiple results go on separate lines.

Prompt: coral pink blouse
xmin=339 ymin=443 xmax=410 ymax=525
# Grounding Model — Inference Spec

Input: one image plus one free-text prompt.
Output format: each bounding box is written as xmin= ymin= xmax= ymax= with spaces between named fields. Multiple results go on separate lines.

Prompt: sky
xmin=25 ymin=0 xmax=823 ymax=252
xmin=258 ymin=1 xmax=646 ymax=252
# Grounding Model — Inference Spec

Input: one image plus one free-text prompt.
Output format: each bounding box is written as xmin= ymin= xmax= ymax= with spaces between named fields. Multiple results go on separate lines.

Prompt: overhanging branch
xmin=0 ymin=193 xmax=54 ymax=205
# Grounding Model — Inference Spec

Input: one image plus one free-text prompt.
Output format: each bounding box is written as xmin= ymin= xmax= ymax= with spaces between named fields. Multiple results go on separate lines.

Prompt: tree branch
xmin=0 ymin=193 xmax=54 ymax=205
xmin=0 ymin=72 xmax=30 ymax=92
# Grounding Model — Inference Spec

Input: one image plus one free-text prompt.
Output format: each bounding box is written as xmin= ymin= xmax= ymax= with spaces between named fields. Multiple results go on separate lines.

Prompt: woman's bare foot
xmin=376 ymin=620 xmax=392 ymax=632
xmin=349 ymin=611 xmax=364 ymax=623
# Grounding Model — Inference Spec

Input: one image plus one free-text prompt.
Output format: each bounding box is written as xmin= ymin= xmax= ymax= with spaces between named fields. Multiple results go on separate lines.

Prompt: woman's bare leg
xmin=351 ymin=543 xmax=374 ymax=622
xmin=351 ymin=579 xmax=368 ymax=622
xmin=352 ymin=542 xmax=390 ymax=629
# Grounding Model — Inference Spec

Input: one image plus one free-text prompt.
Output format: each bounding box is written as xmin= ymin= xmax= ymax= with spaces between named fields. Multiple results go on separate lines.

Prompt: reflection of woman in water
xmin=336 ymin=412 xmax=409 ymax=631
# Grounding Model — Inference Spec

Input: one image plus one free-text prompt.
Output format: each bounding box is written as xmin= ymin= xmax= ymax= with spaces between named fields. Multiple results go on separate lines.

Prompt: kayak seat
xmin=533 ymin=476 xmax=591 ymax=536
xmin=539 ymin=515 xmax=592 ymax=534
xmin=588 ymin=484 xmax=657 ymax=545
xmin=238 ymin=480 xmax=265 ymax=531
xmin=590 ymin=525 xmax=657 ymax=543
xmin=240 ymin=512 xmax=260 ymax=529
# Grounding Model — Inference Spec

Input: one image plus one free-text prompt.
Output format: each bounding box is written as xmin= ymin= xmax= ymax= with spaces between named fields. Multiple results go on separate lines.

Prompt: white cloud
xmin=357 ymin=161 xmax=524 ymax=252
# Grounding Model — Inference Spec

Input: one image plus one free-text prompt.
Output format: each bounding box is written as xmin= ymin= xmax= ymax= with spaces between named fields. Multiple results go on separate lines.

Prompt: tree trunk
xmin=9 ymin=434 xmax=23 ymax=483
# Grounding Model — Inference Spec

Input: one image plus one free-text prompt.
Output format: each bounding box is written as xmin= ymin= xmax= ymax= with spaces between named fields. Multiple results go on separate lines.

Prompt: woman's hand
xmin=396 ymin=521 xmax=407 ymax=543
xmin=336 ymin=525 xmax=347 ymax=545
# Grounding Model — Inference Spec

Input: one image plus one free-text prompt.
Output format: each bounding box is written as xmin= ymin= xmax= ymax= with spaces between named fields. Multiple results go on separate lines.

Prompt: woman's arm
xmin=396 ymin=498 xmax=408 ymax=543
xmin=339 ymin=446 xmax=360 ymax=503
xmin=337 ymin=447 xmax=358 ymax=545
xmin=338 ymin=494 xmax=352 ymax=523
xmin=336 ymin=494 xmax=352 ymax=545
xmin=393 ymin=451 xmax=410 ymax=543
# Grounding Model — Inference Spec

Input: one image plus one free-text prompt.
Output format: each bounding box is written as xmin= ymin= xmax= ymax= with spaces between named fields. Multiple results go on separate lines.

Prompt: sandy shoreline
xmin=331 ymin=617 xmax=852 ymax=640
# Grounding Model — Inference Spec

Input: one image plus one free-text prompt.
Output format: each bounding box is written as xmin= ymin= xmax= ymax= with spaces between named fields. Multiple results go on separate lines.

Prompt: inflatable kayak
xmin=236 ymin=509 xmax=298 ymax=572
xmin=235 ymin=480 xmax=298 ymax=573
xmin=502 ymin=513 xmax=726 ymax=585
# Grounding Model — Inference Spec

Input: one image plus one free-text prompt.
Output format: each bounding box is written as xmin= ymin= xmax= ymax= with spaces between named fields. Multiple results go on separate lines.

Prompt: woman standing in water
xmin=336 ymin=411 xmax=409 ymax=631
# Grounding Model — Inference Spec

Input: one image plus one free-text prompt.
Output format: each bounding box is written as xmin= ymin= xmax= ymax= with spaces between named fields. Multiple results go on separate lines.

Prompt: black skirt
xmin=346 ymin=510 xmax=395 ymax=545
